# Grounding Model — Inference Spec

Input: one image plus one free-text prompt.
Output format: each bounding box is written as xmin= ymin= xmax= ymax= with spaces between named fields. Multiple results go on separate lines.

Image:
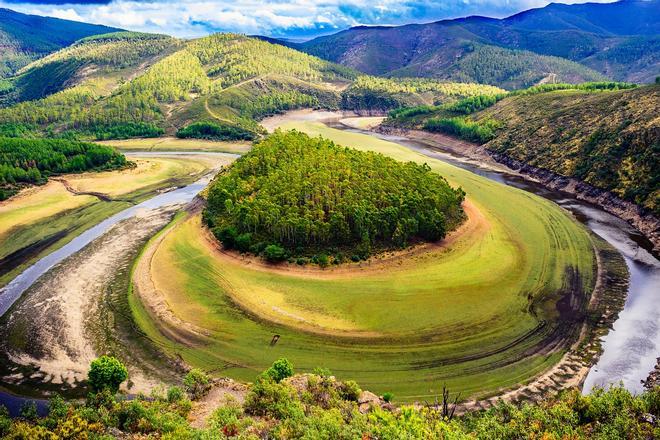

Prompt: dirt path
xmin=0 ymin=205 xmax=181 ymax=392
xmin=52 ymin=177 xmax=115 ymax=202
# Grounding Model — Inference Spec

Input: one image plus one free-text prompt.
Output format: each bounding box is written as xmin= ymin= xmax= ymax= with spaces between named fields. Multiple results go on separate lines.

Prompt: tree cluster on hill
xmin=386 ymin=82 xmax=639 ymax=124
xmin=22 ymin=32 xmax=177 ymax=74
xmin=187 ymin=33 xmax=356 ymax=89
xmin=445 ymin=44 xmax=606 ymax=90
xmin=208 ymin=76 xmax=341 ymax=121
xmin=0 ymin=8 xmax=120 ymax=79
xmin=176 ymin=121 xmax=256 ymax=141
xmin=3 ymin=356 xmax=659 ymax=439
xmin=204 ymin=130 xmax=465 ymax=262
xmin=0 ymin=48 xmax=208 ymax=136
xmin=424 ymin=117 xmax=502 ymax=144
xmin=341 ymin=76 xmax=504 ymax=112
xmin=0 ymin=137 xmax=127 ymax=200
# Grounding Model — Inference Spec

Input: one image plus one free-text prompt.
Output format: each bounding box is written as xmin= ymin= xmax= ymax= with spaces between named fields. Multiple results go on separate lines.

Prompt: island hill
xmin=204 ymin=130 xmax=466 ymax=264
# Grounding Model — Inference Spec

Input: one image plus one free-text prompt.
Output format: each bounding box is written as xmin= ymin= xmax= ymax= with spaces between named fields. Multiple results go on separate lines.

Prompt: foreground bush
xmin=87 ymin=355 xmax=128 ymax=393
xmin=4 ymin=367 xmax=659 ymax=439
xmin=205 ymin=130 xmax=465 ymax=261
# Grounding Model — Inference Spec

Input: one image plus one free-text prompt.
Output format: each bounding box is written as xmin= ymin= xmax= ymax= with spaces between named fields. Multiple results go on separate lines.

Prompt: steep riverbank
xmin=377 ymin=125 xmax=660 ymax=256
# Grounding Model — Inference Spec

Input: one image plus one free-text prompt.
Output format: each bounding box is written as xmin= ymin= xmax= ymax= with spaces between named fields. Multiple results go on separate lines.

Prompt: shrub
xmin=263 ymin=244 xmax=288 ymax=262
xmin=167 ymin=386 xmax=184 ymax=403
xmin=0 ymin=406 xmax=9 ymax=437
xmin=19 ymin=401 xmax=38 ymax=421
xmin=88 ymin=356 xmax=128 ymax=394
xmin=340 ymin=380 xmax=362 ymax=402
xmin=213 ymin=225 xmax=238 ymax=249
xmin=234 ymin=233 xmax=252 ymax=253
xmin=265 ymin=358 xmax=294 ymax=383
xmin=243 ymin=377 xmax=304 ymax=420
xmin=382 ymin=392 xmax=394 ymax=403
xmin=315 ymin=253 xmax=329 ymax=267
xmin=313 ymin=367 xmax=332 ymax=378
xmin=183 ymin=369 xmax=211 ymax=399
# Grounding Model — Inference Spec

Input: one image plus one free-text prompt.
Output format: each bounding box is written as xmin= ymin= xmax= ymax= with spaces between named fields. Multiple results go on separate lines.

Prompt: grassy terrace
xmin=96 ymin=137 xmax=252 ymax=154
xmin=0 ymin=156 xmax=211 ymax=287
xmin=130 ymin=122 xmax=597 ymax=401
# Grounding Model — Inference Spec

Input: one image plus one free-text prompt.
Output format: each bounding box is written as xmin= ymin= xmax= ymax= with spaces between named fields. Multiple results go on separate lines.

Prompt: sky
xmin=0 ymin=0 xmax=617 ymax=40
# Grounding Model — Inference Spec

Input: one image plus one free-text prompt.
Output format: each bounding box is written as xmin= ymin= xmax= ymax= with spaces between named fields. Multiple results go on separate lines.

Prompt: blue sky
xmin=0 ymin=0 xmax=616 ymax=39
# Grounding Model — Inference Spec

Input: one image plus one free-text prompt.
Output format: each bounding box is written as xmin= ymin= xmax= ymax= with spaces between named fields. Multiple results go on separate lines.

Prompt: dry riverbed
xmin=0 ymin=205 xmax=183 ymax=395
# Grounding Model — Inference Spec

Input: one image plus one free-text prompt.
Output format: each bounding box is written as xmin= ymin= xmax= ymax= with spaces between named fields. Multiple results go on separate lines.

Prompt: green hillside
xmin=0 ymin=33 xmax=503 ymax=140
xmin=298 ymin=0 xmax=660 ymax=86
xmin=0 ymin=8 xmax=120 ymax=79
xmin=385 ymin=84 xmax=660 ymax=216
xmin=0 ymin=32 xmax=180 ymax=106
xmin=479 ymin=85 xmax=660 ymax=216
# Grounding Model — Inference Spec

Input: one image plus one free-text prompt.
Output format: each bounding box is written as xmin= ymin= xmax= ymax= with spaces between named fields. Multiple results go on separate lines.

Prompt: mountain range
xmin=0 ymin=8 xmax=120 ymax=79
xmin=296 ymin=0 xmax=659 ymax=88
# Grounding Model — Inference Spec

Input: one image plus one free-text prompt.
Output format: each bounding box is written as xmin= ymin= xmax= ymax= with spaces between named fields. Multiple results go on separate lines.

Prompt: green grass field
xmin=0 ymin=156 xmax=215 ymax=287
xmin=129 ymin=122 xmax=596 ymax=401
xmin=96 ymin=137 xmax=251 ymax=154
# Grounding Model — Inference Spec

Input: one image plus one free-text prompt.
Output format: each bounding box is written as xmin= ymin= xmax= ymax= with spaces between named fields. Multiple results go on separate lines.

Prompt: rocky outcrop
xmin=489 ymin=152 xmax=660 ymax=255
xmin=643 ymin=358 xmax=660 ymax=390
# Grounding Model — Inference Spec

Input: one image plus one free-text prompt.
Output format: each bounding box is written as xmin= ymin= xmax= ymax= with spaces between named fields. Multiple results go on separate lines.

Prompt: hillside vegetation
xmin=479 ymin=85 xmax=660 ymax=216
xmin=0 ymin=137 xmax=127 ymax=200
xmin=385 ymin=84 xmax=659 ymax=217
xmin=0 ymin=32 xmax=508 ymax=140
xmin=341 ymin=76 xmax=504 ymax=111
xmin=4 ymin=357 xmax=659 ymax=439
xmin=298 ymin=0 xmax=659 ymax=87
xmin=1 ymin=32 xmax=179 ymax=105
xmin=0 ymin=8 xmax=119 ymax=79
xmin=205 ymin=130 xmax=465 ymax=261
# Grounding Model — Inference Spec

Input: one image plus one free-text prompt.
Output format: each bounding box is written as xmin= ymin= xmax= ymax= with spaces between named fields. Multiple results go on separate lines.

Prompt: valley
xmin=0 ymin=1 xmax=658 ymax=436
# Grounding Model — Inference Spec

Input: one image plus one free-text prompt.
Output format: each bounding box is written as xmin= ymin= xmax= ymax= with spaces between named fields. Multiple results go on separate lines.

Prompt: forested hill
xmin=1 ymin=32 xmax=180 ymax=105
xmin=0 ymin=32 xmax=503 ymax=141
xmin=479 ymin=85 xmax=660 ymax=217
xmin=0 ymin=8 xmax=120 ymax=79
xmin=297 ymin=0 xmax=659 ymax=88
xmin=384 ymin=84 xmax=660 ymax=218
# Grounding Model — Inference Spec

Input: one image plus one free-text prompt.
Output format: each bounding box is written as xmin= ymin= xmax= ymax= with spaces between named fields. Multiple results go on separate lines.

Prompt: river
xmin=328 ymin=120 xmax=660 ymax=394
xmin=0 ymin=125 xmax=658 ymax=413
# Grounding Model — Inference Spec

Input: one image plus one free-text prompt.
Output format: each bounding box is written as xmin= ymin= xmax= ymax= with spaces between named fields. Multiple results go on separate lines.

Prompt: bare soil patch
xmin=0 ymin=205 xmax=181 ymax=393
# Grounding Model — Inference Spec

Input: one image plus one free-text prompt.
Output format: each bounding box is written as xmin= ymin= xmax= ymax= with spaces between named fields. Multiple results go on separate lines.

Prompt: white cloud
xmin=47 ymin=8 xmax=84 ymax=22
xmin=0 ymin=0 xmax=618 ymax=39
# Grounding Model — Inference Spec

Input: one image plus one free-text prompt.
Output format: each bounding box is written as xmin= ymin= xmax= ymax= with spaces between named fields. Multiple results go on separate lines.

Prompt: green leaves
xmin=204 ymin=130 xmax=465 ymax=261
xmin=87 ymin=355 xmax=128 ymax=394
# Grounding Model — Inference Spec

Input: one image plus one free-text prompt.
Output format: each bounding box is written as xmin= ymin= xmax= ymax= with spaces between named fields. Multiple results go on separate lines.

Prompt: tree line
xmin=0 ymin=137 xmax=127 ymax=199
xmin=204 ymin=130 xmax=465 ymax=262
